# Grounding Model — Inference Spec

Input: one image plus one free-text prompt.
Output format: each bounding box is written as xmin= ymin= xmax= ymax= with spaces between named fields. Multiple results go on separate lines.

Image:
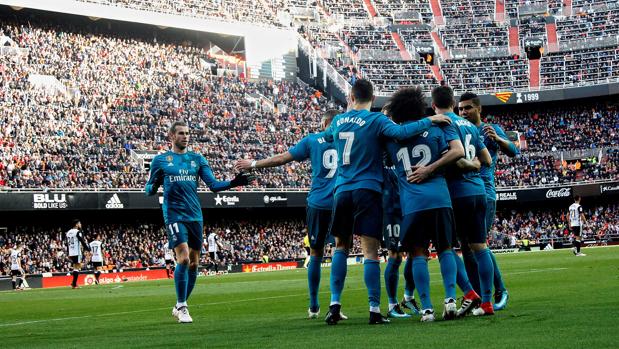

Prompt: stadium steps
xmin=563 ymin=0 xmax=573 ymax=16
xmin=495 ymin=0 xmax=506 ymax=23
xmin=546 ymin=22 xmax=559 ymax=52
xmin=431 ymin=32 xmax=450 ymax=59
xmin=391 ymin=32 xmax=412 ymax=60
xmin=508 ymin=25 xmax=520 ymax=56
xmin=429 ymin=0 xmax=445 ymax=26
xmin=362 ymin=0 xmax=378 ymax=17
xmin=430 ymin=65 xmax=443 ymax=83
xmin=529 ymin=59 xmax=540 ymax=89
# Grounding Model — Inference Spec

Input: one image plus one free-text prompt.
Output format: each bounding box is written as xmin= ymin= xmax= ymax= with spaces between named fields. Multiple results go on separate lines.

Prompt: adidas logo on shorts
xmin=105 ymin=194 xmax=124 ymax=209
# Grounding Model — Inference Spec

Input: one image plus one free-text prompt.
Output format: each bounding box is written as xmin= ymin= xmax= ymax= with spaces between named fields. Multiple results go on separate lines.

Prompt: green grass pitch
xmin=1 ymin=247 xmax=617 ymax=348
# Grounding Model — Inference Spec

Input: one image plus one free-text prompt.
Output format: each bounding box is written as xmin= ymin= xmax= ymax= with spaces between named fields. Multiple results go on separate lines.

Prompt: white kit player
xmin=9 ymin=245 xmax=27 ymax=290
xmin=66 ymin=219 xmax=91 ymax=288
xmin=164 ymin=244 xmax=175 ymax=279
xmin=206 ymin=231 xmax=223 ymax=272
xmin=89 ymin=235 xmax=104 ymax=285
xmin=568 ymin=196 xmax=587 ymax=257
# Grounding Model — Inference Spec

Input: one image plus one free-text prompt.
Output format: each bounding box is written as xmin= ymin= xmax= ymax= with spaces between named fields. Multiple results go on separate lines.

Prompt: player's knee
xmin=411 ymin=247 xmax=427 ymax=257
xmin=310 ymin=248 xmax=323 ymax=258
xmin=177 ymin=257 xmax=190 ymax=266
xmin=468 ymin=243 xmax=486 ymax=252
xmin=388 ymin=250 xmax=402 ymax=260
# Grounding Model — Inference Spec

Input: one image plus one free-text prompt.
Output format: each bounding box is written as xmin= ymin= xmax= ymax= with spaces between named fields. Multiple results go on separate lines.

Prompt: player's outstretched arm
xmin=199 ymin=156 xmax=255 ymax=191
xmin=144 ymin=158 xmax=164 ymax=196
xmin=235 ymin=152 xmax=295 ymax=171
xmin=380 ymin=114 xmax=451 ymax=141
xmin=407 ymin=139 xmax=464 ymax=183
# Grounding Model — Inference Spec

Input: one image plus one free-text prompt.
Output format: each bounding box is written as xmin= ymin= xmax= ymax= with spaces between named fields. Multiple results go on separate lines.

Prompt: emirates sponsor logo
xmin=545 ymin=187 xmax=571 ymax=199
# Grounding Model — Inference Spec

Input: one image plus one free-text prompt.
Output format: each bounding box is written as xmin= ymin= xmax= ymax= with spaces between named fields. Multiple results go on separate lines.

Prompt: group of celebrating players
xmin=146 ymin=78 xmax=521 ymax=324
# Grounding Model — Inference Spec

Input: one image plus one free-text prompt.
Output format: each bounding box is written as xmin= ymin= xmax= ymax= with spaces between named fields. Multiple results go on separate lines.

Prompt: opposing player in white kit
xmin=8 ymin=245 xmax=27 ymax=290
xmin=205 ymin=231 xmax=224 ymax=272
xmin=89 ymin=235 xmax=105 ymax=285
xmin=164 ymin=244 xmax=175 ymax=279
xmin=66 ymin=219 xmax=91 ymax=289
xmin=568 ymin=196 xmax=587 ymax=257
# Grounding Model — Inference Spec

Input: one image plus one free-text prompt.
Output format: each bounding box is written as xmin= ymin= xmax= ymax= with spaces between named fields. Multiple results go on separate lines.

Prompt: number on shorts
xmin=386 ymin=224 xmax=400 ymax=238
xmin=168 ymin=223 xmax=180 ymax=241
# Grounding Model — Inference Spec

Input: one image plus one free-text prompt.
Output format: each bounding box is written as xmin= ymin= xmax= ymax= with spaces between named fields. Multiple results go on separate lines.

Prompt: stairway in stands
xmin=529 ymin=59 xmax=540 ymax=89
xmin=391 ymin=31 xmax=412 ymax=60
xmin=546 ymin=21 xmax=559 ymax=52
xmin=495 ymin=0 xmax=506 ymax=23
xmin=508 ymin=24 xmax=520 ymax=56
xmin=429 ymin=0 xmax=444 ymax=25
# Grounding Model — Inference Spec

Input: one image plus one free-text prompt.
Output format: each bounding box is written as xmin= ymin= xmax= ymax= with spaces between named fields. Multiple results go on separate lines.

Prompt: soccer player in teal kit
xmin=145 ymin=121 xmax=253 ymax=323
xmin=323 ymin=80 xmax=451 ymax=325
xmin=235 ymin=110 xmax=345 ymax=319
xmin=458 ymin=92 xmax=519 ymax=311
xmin=429 ymin=86 xmax=496 ymax=316
xmin=383 ymin=87 xmax=467 ymax=321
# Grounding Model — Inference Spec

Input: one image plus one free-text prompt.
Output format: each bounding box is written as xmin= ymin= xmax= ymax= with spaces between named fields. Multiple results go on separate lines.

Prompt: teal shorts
xmin=166 ymin=221 xmax=203 ymax=250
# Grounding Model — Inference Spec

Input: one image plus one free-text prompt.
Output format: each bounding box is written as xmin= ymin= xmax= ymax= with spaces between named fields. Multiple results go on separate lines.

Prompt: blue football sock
xmin=453 ymin=250 xmax=474 ymax=294
xmin=461 ymin=244 xmax=481 ymax=295
xmin=438 ymin=250 xmax=457 ymax=300
xmin=364 ymin=259 xmax=381 ymax=308
xmin=489 ymin=250 xmax=506 ymax=293
xmin=307 ymin=256 xmax=321 ymax=310
xmin=403 ymin=257 xmax=415 ymax=298
xmin=474 ymin=248 xmax=495 ymax=303
xmin=186 ymin=268 xmax=198 ymax=300
xmin=412 ymin=256 xmax=432 ymax=310
xmin=174 ymin=263 xmax=188 ymax=304
xmin=329 ymin=249 xmax=348 ymax=304
xmin=384 ymin=257 xmax=401 ymax=305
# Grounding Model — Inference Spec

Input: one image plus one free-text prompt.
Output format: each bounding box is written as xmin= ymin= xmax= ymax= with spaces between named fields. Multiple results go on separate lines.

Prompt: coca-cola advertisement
xmin=545 ymin=187 xmax=572 ymax=199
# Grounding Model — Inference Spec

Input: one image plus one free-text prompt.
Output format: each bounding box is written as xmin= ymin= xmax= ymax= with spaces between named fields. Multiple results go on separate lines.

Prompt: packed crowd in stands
xmin=77 ymin=0 xmax=282 ymax=27
xmin=1 ymin=201 xmax=616 ymax=275
xmin=0 ymin=15 xmax=338 ymax=189
xmin=489 ymin=203 xmax=619 ymax=248
xmin=0 ymin=218 xmax=362 ymax=275
xmin=1 ymin=8 xmax=618 ymax=192
xmin=488 ymin=103 xmax=619 ymax=152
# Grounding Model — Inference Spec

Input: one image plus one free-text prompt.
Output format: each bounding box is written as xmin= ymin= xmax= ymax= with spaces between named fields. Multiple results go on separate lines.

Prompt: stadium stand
xmin=489 ymin=203 xmax=619 ymax=249
xmin=2 ymin=202 xmax=616 ymax=274
xmin=0 ymin=219 xmax=363 ymax=274
xmin=540 ymin=46 xmax=619 ymax=87
xmin=441 ymin=56 xmax=529 ymax=93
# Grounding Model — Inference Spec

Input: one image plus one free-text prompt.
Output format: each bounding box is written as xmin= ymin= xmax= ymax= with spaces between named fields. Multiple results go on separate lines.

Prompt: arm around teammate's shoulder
xmin=144 ymin=156 xmax=164 ymax=196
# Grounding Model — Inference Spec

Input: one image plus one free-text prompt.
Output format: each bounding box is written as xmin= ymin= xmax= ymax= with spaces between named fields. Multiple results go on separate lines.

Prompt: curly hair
xmin=382 ymin=86 xmax=427 ymax=124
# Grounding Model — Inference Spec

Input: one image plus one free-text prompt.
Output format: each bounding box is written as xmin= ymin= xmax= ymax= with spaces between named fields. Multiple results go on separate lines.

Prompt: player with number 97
xmin=235 ymin=109 xmax=343 ymax=320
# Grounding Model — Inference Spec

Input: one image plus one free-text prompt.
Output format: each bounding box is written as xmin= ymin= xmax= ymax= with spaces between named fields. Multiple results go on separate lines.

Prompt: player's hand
xmin=471 ymin=157 xmax=482 ymax=170
xmin=152 ymin=168 xmax=164 ymax=186
xmin=484 ymin=125 xmax=498 ymax=141
xmin=230 ymin=173 xmax=256 ymax=187
xmin=429 ymin=114 xmax=451 ymax=125
xmin=235 ymin=159 xmax=254 ymax=172
xmin=407 ymin=165 xmax=432 ymax=183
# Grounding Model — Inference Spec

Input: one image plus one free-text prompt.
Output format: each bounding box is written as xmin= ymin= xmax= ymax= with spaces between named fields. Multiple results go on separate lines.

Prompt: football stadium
xmin=0 ymin=0 xmax=617 ymax=347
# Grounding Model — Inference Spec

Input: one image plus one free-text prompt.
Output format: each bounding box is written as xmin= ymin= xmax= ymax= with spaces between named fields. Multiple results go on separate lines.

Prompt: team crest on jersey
xmin=166 ymin=155 xmax=173 ymax=162
xmin=191 ymin=161 xmax=196 ymax=168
